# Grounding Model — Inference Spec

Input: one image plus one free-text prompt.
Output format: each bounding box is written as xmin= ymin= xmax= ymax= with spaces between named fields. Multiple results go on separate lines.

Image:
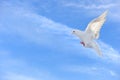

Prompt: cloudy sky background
xmin=0 ymin=0 xmax=120 ymax=80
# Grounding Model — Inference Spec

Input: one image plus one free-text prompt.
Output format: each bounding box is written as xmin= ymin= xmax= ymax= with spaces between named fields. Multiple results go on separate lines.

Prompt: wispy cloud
xmin=2 ymin=72 xmax=37 ymax=80
xmin=61 ymin=65 xmax=119 ymax=80
xmin=62 ymin=65 xmax=115 ymax=75
xmin=61 ymin=0 xmax=120 ymax=22
xmin=63 ymin=3 xmax=116 ymax=9
xmin=0 ymin=50 xmax=59 ymax=80
xmin=109 ymin=70 xmax=117 ymax=76
xmin=0 ymin=1 xmax=120 ymax=64
xmin=98 ymin=41 xmax=120 ymax=64
xmin=0 ymin=1 xmax=120 ymax=80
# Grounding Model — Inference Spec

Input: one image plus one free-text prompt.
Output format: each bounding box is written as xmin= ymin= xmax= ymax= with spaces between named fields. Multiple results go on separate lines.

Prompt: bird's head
xmin=72 ymin=29 xmax=82 ymax=35
xmin=72 ymin=30 xmax=75 ymax=34
xmin=72 ymin=29 xmax=77 ymax=35
xmin=72 ymin=29 xmax=84 ymax=40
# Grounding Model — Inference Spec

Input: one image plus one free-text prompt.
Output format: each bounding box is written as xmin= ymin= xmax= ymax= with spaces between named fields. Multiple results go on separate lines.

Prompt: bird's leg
xmin=80 ymin=42 xmax=85 ymax=46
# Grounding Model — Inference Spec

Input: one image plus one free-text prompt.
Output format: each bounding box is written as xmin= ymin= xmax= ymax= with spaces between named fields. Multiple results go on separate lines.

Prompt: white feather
xmin=85 ymin=10 xmax=108 ymax=39
xmin=72 ymin=11 xmax=108 ymax=56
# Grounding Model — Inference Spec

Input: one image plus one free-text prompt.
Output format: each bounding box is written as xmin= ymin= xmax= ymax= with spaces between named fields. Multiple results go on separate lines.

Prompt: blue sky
xmin=0 ymin=0 xmax=120 ymax=80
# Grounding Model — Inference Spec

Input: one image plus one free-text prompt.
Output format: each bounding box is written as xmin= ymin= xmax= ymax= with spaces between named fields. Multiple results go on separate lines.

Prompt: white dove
xmin=72 ymin=11 xmax=108 ymax=56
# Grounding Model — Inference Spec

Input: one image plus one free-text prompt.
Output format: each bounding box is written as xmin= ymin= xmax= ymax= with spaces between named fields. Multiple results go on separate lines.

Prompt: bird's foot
xmin=80 ymin=42 xmax=85 ymax=46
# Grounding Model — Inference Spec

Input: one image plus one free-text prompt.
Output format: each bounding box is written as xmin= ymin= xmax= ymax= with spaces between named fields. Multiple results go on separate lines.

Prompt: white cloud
xmin=0 ymin=1 xmax=120 ymax=80
xmin=61 ymin=0 xmax=120 ymax=9
xmin=0 ymin=1 xmax=120 ymax=65
xmin=2 ymin=72 xmax=37 ymax=80
xmin=63 ymin=3 xmax=116 ymax=9
xmin=62 ymin=65 xmax=99 ymax=75
xmin=61 ymin=65 xmax=119 ymax=78
xmin=0 ymin=50 xmax=59 ymax=80
xmin=109 ymin=70 xmax=117 ymax=76
xmin=98 ymin=41 xmax=120 ymax=64
xmin=61 ymin=0 xmax=120 ymax=22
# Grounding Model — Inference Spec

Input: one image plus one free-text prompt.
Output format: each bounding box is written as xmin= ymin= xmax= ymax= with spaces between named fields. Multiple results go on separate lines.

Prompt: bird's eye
xmin=73 ymin=31 xmax=75 ymax=32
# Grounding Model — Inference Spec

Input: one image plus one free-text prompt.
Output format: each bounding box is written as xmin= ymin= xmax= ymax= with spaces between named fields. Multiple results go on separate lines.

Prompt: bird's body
xmin=72 ymin=11 xmax=108 ymax=56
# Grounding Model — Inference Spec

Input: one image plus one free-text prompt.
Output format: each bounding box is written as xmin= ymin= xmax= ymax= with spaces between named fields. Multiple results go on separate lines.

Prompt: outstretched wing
xmin=85 ymin=11 xmax=108 ymax=39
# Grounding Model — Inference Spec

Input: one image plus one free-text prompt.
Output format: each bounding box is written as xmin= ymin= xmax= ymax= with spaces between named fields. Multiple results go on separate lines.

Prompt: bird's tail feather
xmin=92 ymin=42 xmax=103 ymax=56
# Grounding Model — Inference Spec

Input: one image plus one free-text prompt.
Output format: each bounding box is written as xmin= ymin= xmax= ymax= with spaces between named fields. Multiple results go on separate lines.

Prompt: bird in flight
xmin=72 ymin=11 xmax=108 ymax=56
